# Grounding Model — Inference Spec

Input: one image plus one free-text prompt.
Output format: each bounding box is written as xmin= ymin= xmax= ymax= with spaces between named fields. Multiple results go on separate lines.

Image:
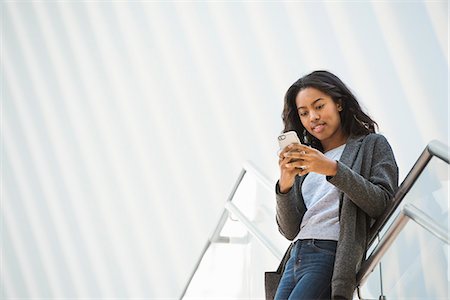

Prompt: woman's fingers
xmin=280 ymin=157 xmax=304 ymax=173
xmin=286 ymin=143 xmax=310 ymax=151
xmin=279 ymin=144 xmax=314 ymax=178
xmin=291 ymin=164 xmax=309 ymax=176
xmin=297 ymin=168 xmax=309 ymax=176
xmin=278 ymin=145 xmax=294 ymax=159
xmin=279 ymin=156 xmax=294 ymax=168
xmin=279 ymin=155 xmax=310 ymax=177
xmin=284 ymin=151 xmax=309 ymax=161
xmin=285 ymin=160 xmax=307 ymax=169
xmin=283 ymin=147 xmax=313 ymax=161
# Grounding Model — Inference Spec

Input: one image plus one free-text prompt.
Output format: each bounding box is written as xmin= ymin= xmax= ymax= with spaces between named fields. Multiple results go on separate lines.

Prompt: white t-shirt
xmin=294 ymin=144 xmax=346 ymax=241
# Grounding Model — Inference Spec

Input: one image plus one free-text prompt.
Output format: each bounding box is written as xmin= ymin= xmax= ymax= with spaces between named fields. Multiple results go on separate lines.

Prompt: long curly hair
xmin=282 ymin=70 xmax=377 ymax=152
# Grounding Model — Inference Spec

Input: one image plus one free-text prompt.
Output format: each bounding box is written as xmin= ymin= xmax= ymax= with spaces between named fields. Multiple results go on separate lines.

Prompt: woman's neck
xmin=321 ymin=132 xmax=349 ymax=152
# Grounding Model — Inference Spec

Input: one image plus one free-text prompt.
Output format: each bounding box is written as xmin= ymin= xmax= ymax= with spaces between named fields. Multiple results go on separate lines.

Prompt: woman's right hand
xmin=278 ymin=144 xmax=304 ymax=193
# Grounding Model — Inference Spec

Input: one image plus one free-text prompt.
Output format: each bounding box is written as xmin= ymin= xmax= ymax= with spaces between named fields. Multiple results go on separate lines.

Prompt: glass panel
xmin=402 ymin=156 xmax=449 ymax=233
xmin=360 ymin=220 xmax=449 ymax=299
xmin=185 ymin=155 xmax=449 ymax=299
xmin=372 ymin=156 xmax=449 ymax=248
xmin=361 ymin=155 xmax=449 ymax=299
xmin=184 ymin=170 xmax=290 ymax=299
xmin=231 ymin=170 xmax=291 ymax=255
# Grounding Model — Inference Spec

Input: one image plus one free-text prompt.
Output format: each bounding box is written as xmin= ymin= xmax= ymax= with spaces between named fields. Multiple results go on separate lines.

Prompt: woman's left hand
xmin=283 ymin=144 xmax=338 ymax=177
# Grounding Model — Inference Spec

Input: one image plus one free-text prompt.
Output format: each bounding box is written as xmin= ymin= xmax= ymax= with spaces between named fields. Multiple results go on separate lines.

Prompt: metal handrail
xmin=226 ymin=201 xmax=283 ymax=258
xmin=367 ymin=140 xmax=448 ymax=247
xmin=357 ymin=208 xmax=410 ymax=286
xmin=403 ymin=204 xmax=450 ymax=245
xmin=357 ymin=140 xmax=449 ymax=288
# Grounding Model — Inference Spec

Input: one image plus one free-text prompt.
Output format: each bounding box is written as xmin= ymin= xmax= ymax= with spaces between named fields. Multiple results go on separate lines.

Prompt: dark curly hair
xmin=282 ymin=70 xmax=377 ymax=152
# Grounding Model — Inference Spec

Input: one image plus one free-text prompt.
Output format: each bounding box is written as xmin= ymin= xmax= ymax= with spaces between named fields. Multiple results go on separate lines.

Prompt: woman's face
xmin=295 ymin=87 xmax=347 ymax=150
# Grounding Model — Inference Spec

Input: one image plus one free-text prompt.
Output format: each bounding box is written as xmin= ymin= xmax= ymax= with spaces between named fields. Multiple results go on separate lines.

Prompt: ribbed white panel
xmin=169 ymin=4 xmax=243 ymax=163
xmin=207 ymin=4 xmax=276 ymax=149
xmin=1 ymin=1 xmax=448 ymax=299
xmin=2 ymin=188 xmax=39 ymax=297
xmin=424 ymin=0 xmax=448 ymax=65
xmin=4 ymin=4 xmax=85 ymax=296
xmin=372 ymin=2 xmax=440 ymax=144
xmin=283 ymin=2 xmax=334 ymax=70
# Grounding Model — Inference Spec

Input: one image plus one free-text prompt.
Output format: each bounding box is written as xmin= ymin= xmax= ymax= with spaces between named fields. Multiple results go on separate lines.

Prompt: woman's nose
xmin=309 ymin=111 xmax=320 ymax=121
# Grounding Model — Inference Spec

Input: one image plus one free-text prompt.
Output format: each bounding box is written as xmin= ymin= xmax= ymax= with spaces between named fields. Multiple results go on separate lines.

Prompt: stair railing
xmin=180 ymin=140 xmax=449 ymax=300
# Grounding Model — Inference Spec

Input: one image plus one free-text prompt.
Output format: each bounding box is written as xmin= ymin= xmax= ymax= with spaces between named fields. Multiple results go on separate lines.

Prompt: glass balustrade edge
xmin=357 ymin=140 xmax=449 ymax=290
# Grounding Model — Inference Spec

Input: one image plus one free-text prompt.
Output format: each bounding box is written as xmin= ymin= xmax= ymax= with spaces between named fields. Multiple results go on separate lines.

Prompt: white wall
xmin=1 ymin=1 xmax=448 ymax=299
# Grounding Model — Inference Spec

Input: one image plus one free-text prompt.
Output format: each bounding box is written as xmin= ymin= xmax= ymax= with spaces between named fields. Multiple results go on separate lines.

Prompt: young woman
xmin=275 ymin=70 xmax=398 ymax=299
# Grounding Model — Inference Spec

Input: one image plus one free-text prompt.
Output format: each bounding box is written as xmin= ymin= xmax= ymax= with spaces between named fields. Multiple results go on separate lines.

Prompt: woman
xmin=275 ymin=70 xmax=398 ymax=299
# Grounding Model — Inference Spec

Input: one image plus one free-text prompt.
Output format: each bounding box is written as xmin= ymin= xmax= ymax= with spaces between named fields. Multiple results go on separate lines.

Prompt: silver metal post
xmin=178 ymin=239 xmax=212 ymax=300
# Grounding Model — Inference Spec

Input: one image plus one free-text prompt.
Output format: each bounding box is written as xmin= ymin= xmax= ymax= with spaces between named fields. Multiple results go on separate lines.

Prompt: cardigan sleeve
xmin=327 ymin=135 xmax=399 ymax=219
xmin=275 ymin=178 xmax=307 ymax=240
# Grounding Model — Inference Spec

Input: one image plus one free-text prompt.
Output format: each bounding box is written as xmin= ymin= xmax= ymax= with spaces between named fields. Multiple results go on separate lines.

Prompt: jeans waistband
xmin=296 ymin=239 xmax=337 ymax=246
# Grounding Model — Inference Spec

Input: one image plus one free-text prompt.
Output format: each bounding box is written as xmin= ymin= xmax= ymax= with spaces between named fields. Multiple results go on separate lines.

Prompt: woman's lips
xmin=312 ymin=124 xmax=325 ymax=133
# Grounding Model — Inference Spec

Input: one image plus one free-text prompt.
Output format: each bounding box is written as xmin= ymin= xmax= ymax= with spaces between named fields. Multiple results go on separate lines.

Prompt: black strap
xmin=277 ymin=243 xmax=294 ymax=274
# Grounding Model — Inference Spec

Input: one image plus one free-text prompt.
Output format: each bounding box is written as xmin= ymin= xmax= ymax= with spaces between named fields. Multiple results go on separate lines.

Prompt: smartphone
xmin=278 ymin=131 xmax=301 ymax=150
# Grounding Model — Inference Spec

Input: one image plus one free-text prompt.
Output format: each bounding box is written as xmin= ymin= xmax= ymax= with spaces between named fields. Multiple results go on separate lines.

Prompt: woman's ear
xmin=337 ymin=99 xmax=343 ymax=111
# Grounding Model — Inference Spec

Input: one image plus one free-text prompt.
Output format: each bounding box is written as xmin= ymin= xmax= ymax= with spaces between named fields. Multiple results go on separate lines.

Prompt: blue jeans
xmin=274 ymin=239 xmax=337 ymax=300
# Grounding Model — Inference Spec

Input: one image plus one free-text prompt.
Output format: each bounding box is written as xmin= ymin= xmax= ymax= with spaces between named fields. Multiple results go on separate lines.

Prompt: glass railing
xmin=358 ymin=142 xmax=449 ymax=299
xmin=181 ymin=140 xmax=449 ymax=300
xmin=181 ymin=162 xmax=289 ymax=299
xmin=359 ymin=217 xmax=448 ymax=299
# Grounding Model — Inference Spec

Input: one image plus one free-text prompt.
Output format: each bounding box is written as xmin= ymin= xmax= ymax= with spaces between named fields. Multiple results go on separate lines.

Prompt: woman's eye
xmin=299 ymin=111 xmax=308 ymax=117
xmin=316 ymin=104 xmax=324 ymax=110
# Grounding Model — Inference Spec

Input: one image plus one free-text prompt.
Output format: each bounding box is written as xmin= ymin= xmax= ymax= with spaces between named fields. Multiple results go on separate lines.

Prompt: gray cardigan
xmin=275 ymin=133 xmax=399 ymax=299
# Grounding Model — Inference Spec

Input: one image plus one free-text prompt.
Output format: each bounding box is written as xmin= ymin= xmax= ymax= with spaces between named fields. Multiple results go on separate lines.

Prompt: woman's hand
xmin=278 ymin=144 xmax=338 ymax=193
xmin=278 ymin=145 xmax=301 ymax=193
